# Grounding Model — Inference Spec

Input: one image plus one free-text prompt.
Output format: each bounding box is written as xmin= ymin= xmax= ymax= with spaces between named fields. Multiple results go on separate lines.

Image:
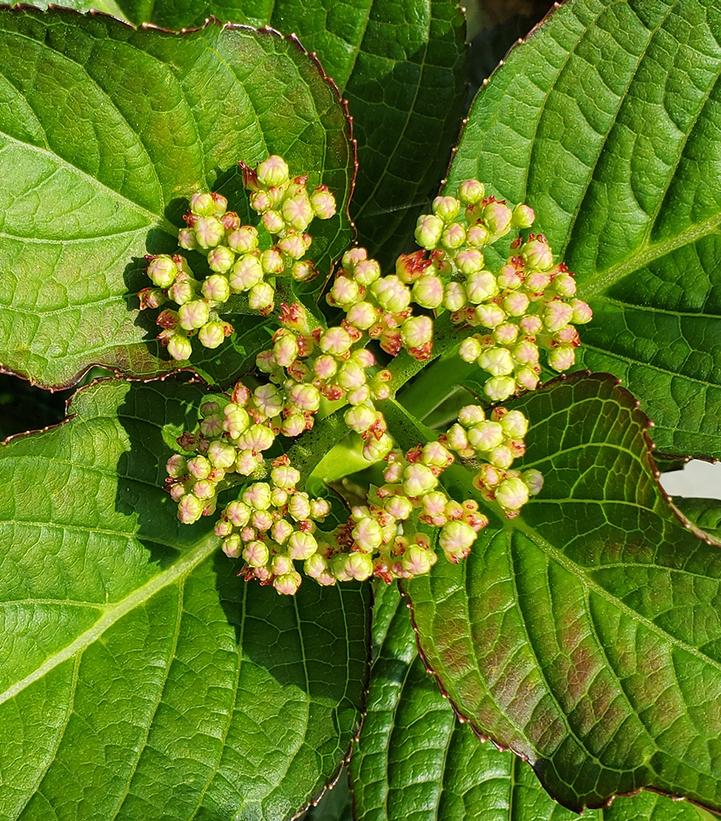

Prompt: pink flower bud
xmin=544 ymin=300 xmax=574 ymax=332
xmin=362 ymin=433 xmax=394 ymax=462
xmin=288 ymin=382 xmax=321 ymax=412
xmin=522 ymin=469 xmax=544 ymax=496
xmin=483 ymin=201 xmax=512 ymax=236
xmin=516 ymin=366 xmax=540 ymax=391
xmin=190 ymin=192 xmax=216 ymax=216
xmin=432 ymin=195 xmax=461 ymax=221
xmin=178 ymin=300 xmax=210 ymax=331
xmin=465 ymin=271 xmax=498 ymax=303
xmin=223 ymin=404 xmax=250 ymax=438
xmin=473 ymin=463 xmax=502 ymax=490
xmin=261 ymin=247 xmax=285 ymax=275
xmin=346 ymin=301 xmax=378 ymax=330
xmin=372 ymin=276 xmax=411 ymax=313
xmin=147 ymin=255 xmax=178 ymax=288
xmin=207 ymin=440 xmax=237 ymax=469
xmin=467 ymin=421 xmax=504 ymax=451
xmin=257 ymin=155 xmax=290 ymax=187
xmin=272 ymin=331 xmax=299 ymax=368
xmin=478 ymin=347 xmax=514 ymax=376
xmin=411 ymin=274 xmax=444 ymax=309
xmin=443 ymin=281 xmax=467 ymax=312
xmin=458 ymin=179 xmax=485 ymax=205
xmin=345 ymin=552 xmax=374 ymax=581
xmin=229 ymin=255 xmax=264 ymax=292
xmin=235 ymin=449 xmax=263 ymax=475
xmin=496 ymin=477 xmax=530 ymax=511
xmin=310 ymin=499 xmax=331 ymax=520
xmin=254 ymin=383 xmax=284 ymax=419
xmin=207 ymin=246 xmax=234 ymax=274
xmin=422 ymin=441 xmax=454 ymax=469
xmin=251 ymin=509 xmax=274 ymax=532
xmin=249 ymin=282 xmax=275 ymax=313
xmin=166 ymin=453 xmax=187 ymax=479
xmin=282 ymin=193 xmax=314 ymax=231
xmin=513 ymin=340 xmax=540 ymax=365
xmin=250 ymin=190 xmax=272 ymax=213
xmin=494 ymin=323 xmax=519 ymax=345
xmin=338 ymin=362 xmax=367 ymax=391
xmin=274 ymin=570 xmax=303 ymax=595
xmin=242 ymin=482 xmax=272 ymax=510
xmin=226 ymin=500 xmax=252 ymax=527
xmin=402 ymin=544 xmax=436 ymax=576
xmin=553 ymin=273 xmax=577 ymax=297
xmin=313 ymin=355 xmax=338 ymax=380
xmin=353 ymin=258 xmax=381 ymax=286
xmin=422 ymin=491 xmax=448 ymax=518
xmin=459 ymin=406 xmax=486 ymax=428
xmin=320 ymin=326 xmax=353 ymax=356
xmin=501 ymin=410 xmax=529 ymax=438
xmin=304 ymin=553 xmax=330 ymax=580
xmin=484 ymin=376 xmax=516 ymax=402
xmin=522 ymin=237 xmax=554 ymax=271
xmin=466 ymin=223 xmax=490 ymax=247
xmin=441 ymin=222 xmax=466 ymax=250
xmin=178 ymin=493 xmax=204 ymax=524
xmin=310 ymin=185 xmax=337 ymax=219
xmin=512 ymin=203 xmax=535 ymax=228
xmin=571 ymin=299 xmax=592 ymax=324
xmin=459 ymin=336 xmax=482 ymax=363
xmin=271 ymin=464 xmax=301 ymax=489
xmin=445 ymin=423 xmax=469 ymax=452
xmin=199 ymin=321 xmax=230 ymax=349
xmin=187 ymin=455 xmax=211 ymax=480
xmin=519 ymin=314 xmax=543 ymax=335
xmin=475 ymin=303 xmax=506 ymax=328
xmin=278 ymin=232 xmax=308 ymax=260
xmin=548 ymin=344 xmax=576 ymax=372
xmin=243 ymin=540 xmax=270 ymax=568
xmin=415 ymin=214 xmax=444 ymax=250
xmin=271 ymin=488 xmax=288 ymax=508
xmin=194 ymin=216 xmax=224 ymax=249
xmin=288 ymin=492 xmax=311 ymax=521
xmin=385 ymin=495 xmax=413 ymax=520
xmin=455 ymin=248 xmax=484 ymax=275
xmin=178 ymin=227 xmax=197 ymax=250
xmin=330 ymin=276 xmax=360 ymax=308
xmin=488 ymin=445 xmax=514 ymax=469
xmin=439 ymin=521 xmax=476 ymax=561
xmin=288 ymin=531 xmax=317 ymax=560
xmin=502 ymin=291 xmax=530 ymax=317
xmin=344 ymin=405 xmax=377 ymax=434
xmin=202 ymin=274 xmax=231 ymax=304
xmin=227 ymin=225 xmax=259 ymax=254
xmin=222 ymin=535 xmax=242 ymax=558
xmin=166 ymin=332 xmax=192 ymax=361
xmin=281 ymin=414 xmax=306 ymax=438
xmin=526 ymin=271 xmax=551 ymax=292
xmin=271 ymin=519 xmax=294 ymax=544
xmin=237 ymin=424 xmax=275 ymax=452
xmin=402 ymin=464 xmax=438 ymax=497
xmin=401 ymin=316 xmax=433 ymax=350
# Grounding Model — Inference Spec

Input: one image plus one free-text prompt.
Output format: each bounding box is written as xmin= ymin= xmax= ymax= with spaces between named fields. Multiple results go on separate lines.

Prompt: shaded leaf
xmin=675 ymin=496 xmax=721 ymax=545
xmin=0 ymin=378 xmax=370 ymax=818
xmin=398 ymin=374 xmax=721 ymax=811
xmin=351 ymin=583 xmax=715 ymax=819
xmin=445 ymin=0 xmax=721 ymax=458
xmin=0 ymin=8 xmax=353 ymax=388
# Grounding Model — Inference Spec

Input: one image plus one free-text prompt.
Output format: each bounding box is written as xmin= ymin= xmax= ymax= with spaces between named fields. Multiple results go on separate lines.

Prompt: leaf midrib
xmin=0 ymin=533 xmax=218 ymax=707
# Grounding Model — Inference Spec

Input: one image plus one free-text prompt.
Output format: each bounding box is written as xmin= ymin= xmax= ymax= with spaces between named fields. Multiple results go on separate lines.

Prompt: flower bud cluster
xmin=138 ymin=155 xmax=336 ymax=360
xmin=413 ymin=183 xmax=592 ymax=401
xmin=213 ymin=455 xmax=334 ymax=595
xmin=442 ymin=404 xmax=543 ymax=516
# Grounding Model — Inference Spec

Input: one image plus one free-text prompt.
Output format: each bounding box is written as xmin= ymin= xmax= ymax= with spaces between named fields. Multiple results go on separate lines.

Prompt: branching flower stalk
xmin=140 ymin=156 xmax=592 ymax=595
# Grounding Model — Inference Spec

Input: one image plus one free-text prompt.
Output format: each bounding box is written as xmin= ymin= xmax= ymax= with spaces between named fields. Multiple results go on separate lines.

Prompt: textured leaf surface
xmin=0 ymin=8 xmax=353 ymax=388
xmin=676 ymin=496 xmax=721 ymax=545
xmin=352 ymin=583 xmax=715 ymax=820
xmin=0 ymin=378 xmax=369 ymax=819
xmin=400 ymin=374 xmax=721 ymax=811
xmin=45 ymin=0 xmax=468 ymax=264
xmin=446 ymin=0 xmax=721 ymax=458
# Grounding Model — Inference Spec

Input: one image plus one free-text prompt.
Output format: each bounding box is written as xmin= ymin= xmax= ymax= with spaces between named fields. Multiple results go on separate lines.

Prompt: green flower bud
xmin=467 ymin=421 xmax=504 ymax=451
xmin=502 ymin=291 xmax=530 ymax=317
xmin=223 ymin=404 xmax=250 ymax=438
xmin=495 ymin=477 xmax=530 ymax=511
xmin=371 ymin=276 xmax=411 ymax=313
xmin=320 ymin=326 xmax=353 ymax=356
xmin=345 ymin=552 xmax=374 ymax=581
xmin=571 ymin=299 xmax=592 ymax=324
xmin=190 ymin=192 xmax=216 ymax=216
xmin=483 ymin=201 xmax=513 ymax=236
xmin=310 ymin=498 xmax=331 ymax=520
xmin=166 ymin=453 xmax=187 ymax=478
xmin=330 ymin=276 xmax=361 ymax=308
xmin=194 ymin=216 xmax=225 ymax=249
xmin=278 ymin=232 xmax=308 ymax=260
xmin=288 ymin=531 xmax=318 ymax=560
xmin=475 ymin=303 xmax=506 ymax=328
xmin=178 ymin=493 xmax=204 ymax=524
xmin=548 ymin=345 xmax=576 ymax=371
xmin=292 ymin=260 xmax=316 ymax=282
xmin=248 ymin=282 xmax=275 ymax=313
xmin=274 ymin=570 xmax=303 ymax=596
xmin=237 ymin=424 xmax=275 ymax=452
xmin=242 ymin=482 xmax=272 ymax=510
xmin=353 ymin=258 xmax=381 ymax=286
xmin=199 ymin=321 xmax=229 ymax=350
xmin=501 ymin=410 xmax=529 ymax=438
xmin=432 ymin=195 xmax=461 ymax=221
xmin=305 ymin=552 xmax=329 ymax=579
xmin=235 ymin=449 xmax=263 ymax=475
xmin=271 ymin=464 xmax=301 ymax=489
xmin=403 ymin=544 xmax=435 ymax=576
xmin=288 ymin=382 xmax=321 ymax=412
xmin=458 ymin=179 xmax=485 ymax=205
xmin=401 ymin=316 xmax=433 ymax=350
xmin=455 ymin=248 xmax=484 ymax=274
xmin=282 ymin=193 xmax=314 ymax=231
xmin=229 ymin=255 xmax=264 ymax=292
xmin=465 ymin=271 xmax=498 ymax=303
xmin=227 ymin=225 xmax=259 ymax=254
xmin=178 ymin=300 xmax=210 ymax=331
xmin=443 ymin=281 xmax=467 ymax=312
xmin=261 ymin=248 xmax=285 ymax=275
xmin=512 ymin=203 xmax=535 ymax=229
xmin=494 ymin=323 xmax=520 ymax=346
xmin=385 ymin=495 xmax=413 ymax=520
xmin=439 ymin=520 xmax=476 ymax=561
xmin=441 ymin=222 xmax=466 ymax=250
xmin=207 ymin=440 xmax=237 ymax=469
xmin=346 ymin=301 xmax=378 ymax=330
xmin=281 ymin=413 xmax=306 ymax=438
xmin=166 ymin=333 xmax=192 ymax=361
xmin=338 ymin=361 xmax=367 ymax=391
xmin=478 ymin=347 xmax=514 ymax=377
xmin=168 ymin=274 xmax=197 ymax=306
xmin=466 ymin=223 xmax=490 ymax=247
xmin=553 ymin=273 xmax=577 ymax=298
xmin=207 ymin=246 xmax=235 ymax=274
xmin=147 ymin=255 xmax=178 ymax=288
xmin=310 ymin=185 xmax=337 ymax=219
xmin=422 ymin=441 xmax=454 ymax=469
xmin=458 ymin=405 xmax=485 ymax=427
xmin=459 ymin=336 xmax=482 ymax=363
xmin=445 ymin=423 xmax=469 ymax=452
xmin=257 ymin=155 xmax=290 ymax=187
xmin=344 ymin=405 xmax=377 ymax=434
xmin=488 ymin=444 xmax=514 ymax=469
xmin=402 ymin=463 xmax=438 ymax=497
xmin=243 ymin=540 xmax=270 ymax=568
xmin=362 ymin=433 xmax=394 ymax=462
xmin=522 ymin=469 xmax=544 ymax=496
xmin=272 ymin=331 xmax=299 ymax=367
xmin=543 ymin=301 xmax=574 ymax=332
xmin=288 ymin=492 xmax=312 ymax=522
xmin=516 ymin=366 xmax=540 ymax=391
xmin=412 ymin=274 xmax=444 ymax=309
xmin=221 ymin=535 xmax=242 ymax=558
xmin=522 ymin=237 xmax=554 ymax=271
xmin=178 ymin=228 xmax=197 ymax=250
xmin=484 ymin=376 xmax=516 ymax=402
xmin=415 ymin=214 xmax=444 ymax=249
xmin=202 ymin=274 xmax=231 ymax=304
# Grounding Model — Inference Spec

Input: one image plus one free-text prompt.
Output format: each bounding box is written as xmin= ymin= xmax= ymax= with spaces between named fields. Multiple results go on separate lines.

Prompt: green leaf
xmin=400 ymin=374 xmax=721 ymax=812
xmin=351 ymin=583 xmax=716 ymax=820
xmin=0 ymin=378 xmax=370 ymax=818
xmin=445 ymin=0 xmax=721 ymax=459
xmin=44 ymin=0 xmax=468 ymax=264
xmin=0 ymin=8 xmax=353 ymax=388
xmin=675 ymin=496 xmax=721 ymax=546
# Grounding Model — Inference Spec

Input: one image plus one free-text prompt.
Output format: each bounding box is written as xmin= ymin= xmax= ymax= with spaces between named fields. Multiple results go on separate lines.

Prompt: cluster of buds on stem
xmin=413 ymin=183 xmax=592 ymax=401
xmin=157 ymin=155 xmax=598 ymax=595
xmin=138 ymin=155 xmax=336 ymax=360
xmin=442 ymin=404 xmax=543 ymax=516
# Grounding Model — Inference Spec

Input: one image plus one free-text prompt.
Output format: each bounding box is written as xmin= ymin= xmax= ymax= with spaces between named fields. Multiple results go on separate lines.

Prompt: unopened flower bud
xmin=257 ymin=155 xmax=290 ymax=187
xmin=353 ymin=258 xmax=381 ymax=286
xmin=402 ymin=464 xmax=438 ymax=497
xmin=194 ymin=216 xmax=224 ymax=249
xmin=494 ymin=323 xmax=519 ymax=346
xmin=445 ymin=423 xmax=469 ymax=452
xmin=458 ymin=405 xmax=485 ymax=426
xmin=320 ymin=326 xmax=353 ymax=356
xmin=523 ymin=469 xmax=544 ymax=496
xmin=496 ymin=477 xmax=530 ymax=511
xmin=501 ymin=410 xmax=529 ymax=438
xmin=227 ymin=225 xmax=259 ymax=254
xmin=207 ymin=246 xmax=234 ymax=274
xmin=548 ymin=344 xmax=576 ymax=371
xmin=432 ymin=195 xmax=461 ymax=221
xmin=288 ymin=382 xmax=321 ymax=412
xmin=207 ymin=440 xmax=237 ymax=469
xmin=272 ymin=331 xmax=299 ymax=367
xmin=412 ymin=274 xmax=444 ymax=309
xmin=242 ymin=482 xmax=272 ymax=510
xmin=283 ymin=193 xmax=314 ymax=231
xmin=344 ymin=405 xmax=377 ymax=434
xmin=288 ymin=531 xmax=318 ymax=560
xmin=475 ymin=303 xmax=506 ymax=328
xmin=544 ymin=300 xmax=574 ymax=332
xmin=385 ymin=495 xmax=413 ymax=520
xmin=190 ymin=192 xmax=216 ymax=216
xmin=441 ymin=222 xmax=466 ymax=250
xmin=488 ymin=445 xmax=514 ymax=469
xmin=484 ymin=376 xmax=516 ymax=402
xmin=221 ymin=535 xmax=242 ymax=558
xmin=305 ymin=553 xmax=329 ymax=579
xmin=249 ymin=282 xmax=275 ymax=313
xmin=166 ymin=453 xmax=187 ymax=478
xmin=467 ymin=421 xmax=504 ymax=451
xmin=466 ymin=271 xmax=498 ymax=303
xmin=310 ymin=499 xmax=331 ymax=520
xmin=455 ymin=248 xmax=484 ymax=274
xmin=288 ymin=493 xmax=312 ymax=522
xmin=199 ymin=321 xmax=229 ymax=349
xmin=346 ymin=301 xmax=378 ymax=330
xmin=274 ymin=570 xmax=302 ymax=596
xmin=202 ymin=274 xmax=231 ymax=304
xmin=271 ymin=464 xmax=301 ymax=489
xmin=223 ymin=404 xmax=250 ymax=438
xmin=401 ymin=316 xmax=433 ymax=350
xmin=345 ymin=552 xmax=374 ymax=581
xmin=237 ymin=424 xmax=275 ymax=452
xmin=512 ymin=203 xmax=535 ymax=228
xmin=178 ymin=493 xmax=204 ymax=524
xmin=459 ymin=336 xmax=482 ymax=363
xmin=522 ymin=237 xmax=553 ymax=271
xmin=422 ymin=441 xmax=454 ymax=469
xmin=571 ymin=299 xmax=592 ymax=324
xmin=478 ymin=347 xmax=514 ymax=377
xmin=458 ymin=179 xmax=485 ymax=205
xmin=483 ymin=201 xmax=512 ymax=236
xmin=310 ymin=185 xmax=337 ymax=219
xmin=147 ymin=255 xmax=178 ymax=288
xmin=516 ymin=366 xmax=540 ymax=391
xmin=167 ymin=333 xmax=192 ymax=361
xmin=363 ymin=433 xmax=394 ymax=462
xmin=261 ymin=247 xmax=285 ymax=275
xmin=443 ymin=281 xmax=467 ymax=312
xmin=466 ymin=223 xmax=490 ymax=247
xmin=235 ymin=450 xmax=262 ymax=475
xmin=503 ymin=291 xmax=530 ymax=317
xmin=415 ymin=214 xmax=444 ymax=249
xmin=330 ymin=276 xmax=360 ymax=308
xmin=281 ymin=414 xmax=306 ymax=437
xmin=439 ymin=520 xmax=476 ymax=561
xmin=243 ymin=540 xmax=269 ymax=568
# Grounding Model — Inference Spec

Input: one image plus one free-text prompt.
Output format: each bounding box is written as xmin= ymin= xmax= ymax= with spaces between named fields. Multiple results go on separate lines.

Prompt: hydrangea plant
xmin=0 ymin=1 xmax=720 ymax=820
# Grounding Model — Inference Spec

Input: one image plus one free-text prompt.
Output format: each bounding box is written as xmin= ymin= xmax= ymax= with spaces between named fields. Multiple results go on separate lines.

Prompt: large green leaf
xmin=396 ymin=374 xmax=721 ymax=812
xmin=675 ymin=496 xmax=721 ymax=546
xmin=0 ymin=8 xmax=353 ymax=388
xmin=351 ymin=583 xmax=715 ymax=820
xmin=32 ymin=0 xmax=467 ymax=264
xmin=445 ymin=0 xmax=721 ymax=459
xmin=0 ymin=378 xmax=370 ymax=819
